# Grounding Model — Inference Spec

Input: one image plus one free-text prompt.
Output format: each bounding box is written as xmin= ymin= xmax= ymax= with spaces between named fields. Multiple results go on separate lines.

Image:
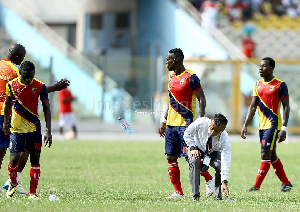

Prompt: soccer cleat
xmin=2 ymin=178 xmax=10 ymax=191
xmin=166 ymin=191 xmax=184 ymax=198
xmin=28 ymin=193 xmax=40 ymax=200
xmin=192 ymin=195 xmax=200 ymax=201
xmin=205 ymin=175 xmax=215 ymax=197
xmin=6 ymin=184 xmax=17 ymax=198
xmin=3 ymin=179 xmax=28 ymax=194
xmin=0 ymin=189 xmax=5 ymax=194
xmin=16 ymin=182 xmax=28 ymax=195
xmin=246 ymin=186 xmax=259 ymax=192
xmin=281 ymin=183 xmax=293 ymax=192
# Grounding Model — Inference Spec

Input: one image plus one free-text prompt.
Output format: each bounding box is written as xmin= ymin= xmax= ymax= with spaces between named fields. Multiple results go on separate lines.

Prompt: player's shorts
xmin=0 ymin=115 xmax=10 ymax=149
xmin=259 ymin=128 xmax=279 ymax=150
xmin=165 ymin=126 xmax=188 ymax=157
xmin=59 ymin=112 xmax=76 ymax=127
xmin=10 ymin=131 xmax=42 ymax=154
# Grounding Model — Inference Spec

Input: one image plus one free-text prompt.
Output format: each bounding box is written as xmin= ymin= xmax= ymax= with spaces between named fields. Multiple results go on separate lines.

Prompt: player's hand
xmin=3 ymin=124 xmax=10 ymax=138
xmin=191 ymin=149 xmax=201 ymax=159
xmin=44 ymin=131 xmax=53 ymax=148
xmin=221 ymin=182 xmax=229 ymax=198
xmin=158 ymin=121 xmax=166 ymax=137
xmin=241 ymin=126 xmax=247 ymax=139
xmin=54 ymin=79 xmax=70 ymax=91
xmin=277 ymin=130 xmax=286 ymax=143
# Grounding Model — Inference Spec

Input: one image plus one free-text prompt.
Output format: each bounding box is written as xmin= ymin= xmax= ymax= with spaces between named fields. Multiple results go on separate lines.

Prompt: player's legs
xmin=3 ymin=150 xmax=29 ymax=194
xmin=270 ymin=147 xmax=292 ymax=190
xmin=72 ymin=125 xmax=77 ymax=138
xmin=59 ymin=113 xmax=65 ymax=135
xmin=165 ymin=126 xmax=184 ymax=196
xmin=249 ymin=128 xmax=277 ymax=191
xmin=29 ymin=152 xmax=41 ymax=196
xmin=59 ymin=127 xmax=64 ymax=135
xmin=209 ymin=151 xmax=222 ymax=199
xmin=17 ymin=150 xmax=30 ymax=173
xmin=0 ymin=115 xmax=10 ymax=170
xmin=188 ymin=157 xmax=201 ymax=200
xmin=0 ymin=147 xmax=7 ymax=170
xmin=69 ymin=113 xmax=77 ymax=138
xmin=27 ymin=131 xmax=42 ymax=196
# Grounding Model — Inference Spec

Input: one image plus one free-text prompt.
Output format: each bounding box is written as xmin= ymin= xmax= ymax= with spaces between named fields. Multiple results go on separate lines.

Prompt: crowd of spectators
xmin=189 ymin=0 xmax=300 ymax=25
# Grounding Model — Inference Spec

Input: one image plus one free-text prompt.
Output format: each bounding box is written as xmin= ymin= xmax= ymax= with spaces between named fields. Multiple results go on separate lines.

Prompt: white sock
xmin=17 ymin=172 xmax=22 ymax=182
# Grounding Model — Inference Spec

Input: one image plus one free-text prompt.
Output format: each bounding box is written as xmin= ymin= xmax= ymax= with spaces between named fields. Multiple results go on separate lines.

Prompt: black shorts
xmin=259 ymin=128 xmax=278 ymax=150
xmin=10 ymin=131 xmax=42 ymax=154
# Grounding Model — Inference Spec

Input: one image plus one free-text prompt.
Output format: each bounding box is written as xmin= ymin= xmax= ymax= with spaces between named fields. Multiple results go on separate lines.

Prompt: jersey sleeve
xmin=5 ymin=83 xmax=12 ymax=97
xmin=252 ymin=82 xmax=258 ymax=97
xmin=279 ymin=82 xmax=289 ymax=99
xmin=189 ymin=74 xmax=202 ymax=92
xmin=39 ymin=84 xmax=49 ymax=102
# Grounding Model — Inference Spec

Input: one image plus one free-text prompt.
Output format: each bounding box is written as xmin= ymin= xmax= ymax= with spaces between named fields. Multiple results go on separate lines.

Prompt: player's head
xmin=260 ymin=57 xmax=275 ymax=78
xmin=20 ymin=61 xmax=35 ymax=85
xmin=209 ymin=113 xmax=228 ymax=137
xmin=166 ymin=48 xmax=184 ymax=71
xmin=7 ymin=43 xmax=26 ymax=65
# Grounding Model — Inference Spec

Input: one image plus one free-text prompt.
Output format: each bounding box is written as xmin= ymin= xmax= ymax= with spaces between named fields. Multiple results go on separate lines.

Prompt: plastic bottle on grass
xmin=118 ymin=117 xmax=133 ymax=135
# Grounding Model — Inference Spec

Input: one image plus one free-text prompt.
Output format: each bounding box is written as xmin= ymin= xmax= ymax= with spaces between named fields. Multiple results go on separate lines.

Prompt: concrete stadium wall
xmin=137 ymin=0 xmax=228 ymax=59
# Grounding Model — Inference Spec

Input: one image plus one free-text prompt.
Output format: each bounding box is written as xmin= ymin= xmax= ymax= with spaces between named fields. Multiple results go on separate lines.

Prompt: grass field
xmin=0 ymin=139 xmax=299 ymax=211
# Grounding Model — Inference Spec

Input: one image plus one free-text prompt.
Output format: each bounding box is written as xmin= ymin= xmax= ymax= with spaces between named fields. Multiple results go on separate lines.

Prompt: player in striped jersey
xmin=4 ymin=61 xmax=51 ymax=199
xmin=241 ymin=57 xmax=292 ymax=192
xmin=158 ymin=48 xmax=214 ymax=198
xmin=0 ymin=44 xmax=69 ymax=194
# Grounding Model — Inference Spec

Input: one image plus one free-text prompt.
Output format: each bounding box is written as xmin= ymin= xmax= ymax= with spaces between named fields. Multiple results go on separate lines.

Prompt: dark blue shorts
xmin=10 ymin=131 xmax=42 ymax=154
xmin=0 ymin=115 xmax=10 ymax=149
xmin=165 ymin=126 xmax=188 ymax=157
xmin=259 ymin=128 xmax=279 ymax=150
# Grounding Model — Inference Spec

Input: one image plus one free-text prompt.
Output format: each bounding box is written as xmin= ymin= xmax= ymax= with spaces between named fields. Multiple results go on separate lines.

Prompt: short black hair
xmin=20 ymin=61 xmax=35 ymax=72
xmin=213 ymin=113 xmax=228 ymax=128
xmin=169 ymin=48 xmax=184 ymax=60
xmin=262 ymin=57 xmax=275 ymax=68
xmin=8 ymin=43 xmax=26 ymax=58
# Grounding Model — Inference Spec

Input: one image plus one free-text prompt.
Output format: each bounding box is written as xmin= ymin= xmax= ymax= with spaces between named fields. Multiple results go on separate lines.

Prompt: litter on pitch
xmin=49 ymin=194 xmax=60 ymax=201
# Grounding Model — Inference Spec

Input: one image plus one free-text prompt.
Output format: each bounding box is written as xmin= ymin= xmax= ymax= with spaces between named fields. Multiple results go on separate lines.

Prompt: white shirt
xmin=183 ymin=117 xmax=231 ymax=182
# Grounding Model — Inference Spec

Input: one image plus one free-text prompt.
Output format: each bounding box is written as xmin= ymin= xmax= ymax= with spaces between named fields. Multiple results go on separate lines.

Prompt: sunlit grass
xmin=0 ymin=139 xmax=299 ymax=211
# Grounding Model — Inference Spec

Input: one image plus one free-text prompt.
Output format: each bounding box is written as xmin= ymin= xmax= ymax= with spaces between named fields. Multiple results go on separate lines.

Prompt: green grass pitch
xmin=0 ymin=139 xmax=299 ymax=211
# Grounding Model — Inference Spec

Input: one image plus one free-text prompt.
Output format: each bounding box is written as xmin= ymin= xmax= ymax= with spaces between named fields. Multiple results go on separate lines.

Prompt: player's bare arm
xmin=3 ymin=95 xmax=13 ymax=137
xmin=241 ymin=96 xmax=258 ymax=139
xmin=42 ymin=100 xmax=52 ymax=147
xmin=158 ymin=106 xmax=168 ymax=137
xmin=46 ymin=79 xmax=70 ymax=93
xmin=277 ymin=98 xmax=290 ymax=143
xmin=194 ymin=89 xmax=206 ymax=117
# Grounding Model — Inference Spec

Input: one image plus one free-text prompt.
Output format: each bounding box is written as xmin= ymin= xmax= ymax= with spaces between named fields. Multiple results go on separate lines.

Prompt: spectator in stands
xmin=242 ymin=0 xmax=253 ymax=21
xmin=272 ymin=0 xmax=286 ymax=16
xmin=200 ymin=0 xmax=219 ymax=29
xmin=242 ymin=33 xmax=256 ymax=58
xmin=260 ymin=0 xmax=273 ymax=16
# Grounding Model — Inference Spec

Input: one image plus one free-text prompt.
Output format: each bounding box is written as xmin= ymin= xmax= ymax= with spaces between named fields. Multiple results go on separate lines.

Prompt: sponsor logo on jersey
xmin=180 ymin=79 xmax=184 ymax=85
xmin=32 ymin=87 xmax=37 ymax=94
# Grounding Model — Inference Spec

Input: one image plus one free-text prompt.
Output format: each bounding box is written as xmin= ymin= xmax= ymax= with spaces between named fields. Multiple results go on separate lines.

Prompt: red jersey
xmin=167 ymin=69 xmax=202 ymax=126
xmin=58 ymin=89 xmax=73 ymax=114
xmin=6 ymin=77 xmax=48 ymax=133
xmin=0 ymin=58 xmax=20 ymax=114
xmin=253 ymin=77 xmax=289 ymax=129
xmin=242 ymin=38 xmax=255 ymax=58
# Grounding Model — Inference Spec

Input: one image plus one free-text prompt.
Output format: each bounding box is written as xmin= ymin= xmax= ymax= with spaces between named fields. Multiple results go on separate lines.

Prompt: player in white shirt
xmin=184 ymin=113 xmax=231 ymax=201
